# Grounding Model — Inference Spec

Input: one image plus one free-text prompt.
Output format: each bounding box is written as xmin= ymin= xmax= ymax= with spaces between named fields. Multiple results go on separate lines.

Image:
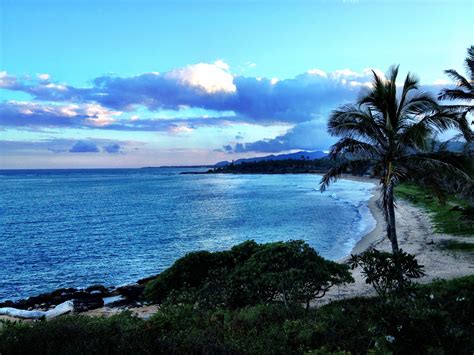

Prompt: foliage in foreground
xmin=144 ymin=240 xmax=354 ymax=310
xmin=1 ymin=275 xmax=473 ymax=354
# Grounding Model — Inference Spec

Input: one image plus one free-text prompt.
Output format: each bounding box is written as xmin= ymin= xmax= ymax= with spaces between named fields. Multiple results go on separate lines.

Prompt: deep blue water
xmin=0 ymin=168 xmax=376 ymax=301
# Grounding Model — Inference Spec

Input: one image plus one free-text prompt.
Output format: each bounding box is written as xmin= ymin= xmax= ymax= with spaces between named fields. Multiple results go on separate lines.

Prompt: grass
xmin=440 ymin=240 xmax=474 ymax=252
xmin=395 ymin=183 xmax=474 ymax=236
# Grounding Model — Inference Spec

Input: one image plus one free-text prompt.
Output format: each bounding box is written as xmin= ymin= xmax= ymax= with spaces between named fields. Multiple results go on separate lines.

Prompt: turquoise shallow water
xmin=0 ymin=168 xmax=376 ymax=301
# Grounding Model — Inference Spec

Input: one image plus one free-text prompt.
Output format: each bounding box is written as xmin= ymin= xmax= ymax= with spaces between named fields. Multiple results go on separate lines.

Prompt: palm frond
xmin=396 ymin=153 xmax=473 ymax=182
xmin=438 ymin=88 xmax=474 ymax=101
xmin=319 ymin=159 xmax=373 ymax=192
xmin=328 ymin=105 xmax=387 ymax=147
xmin=408 ymin=109 xmax=473 ymax=142
xmin=440 ymin=104 xmax=474 ymax=113
xmin=329 ymin=137 xmax=381 ymax=159
xmin=396 ymin=72 xmax=419 ymax=119
xmin=399 ymin=92 xmax=439 ymax=119
xmin=397 ymin=121 xmax=431 ymax=151
xmin=443 ymin=69 xmax=473 ymax=91
xmin=465 ymin=45 xmax=474 ymax=81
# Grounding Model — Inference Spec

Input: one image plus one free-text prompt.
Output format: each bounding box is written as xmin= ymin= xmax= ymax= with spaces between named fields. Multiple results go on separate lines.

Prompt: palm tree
xmin=438 ymin=45 xmax=474 ymax=114
xmin=320 ymin=66 xmax=472 ymax=254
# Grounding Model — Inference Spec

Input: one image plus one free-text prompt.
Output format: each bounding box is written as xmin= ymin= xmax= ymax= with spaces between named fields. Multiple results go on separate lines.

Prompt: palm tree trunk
xmin=385 ymin=183 xmax=399 ymax=254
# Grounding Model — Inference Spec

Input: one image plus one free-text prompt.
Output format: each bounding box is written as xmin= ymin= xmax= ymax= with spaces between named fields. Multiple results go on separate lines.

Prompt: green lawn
xmin=395 ymin=183 xmax=474 ymax=236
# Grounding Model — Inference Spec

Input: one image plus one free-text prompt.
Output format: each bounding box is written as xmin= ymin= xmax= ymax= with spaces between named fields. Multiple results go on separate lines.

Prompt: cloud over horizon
xmin=0 ymin=64 xmax=381 ymax=125
xmin=0 ymin=62 xmax=451 ymax=159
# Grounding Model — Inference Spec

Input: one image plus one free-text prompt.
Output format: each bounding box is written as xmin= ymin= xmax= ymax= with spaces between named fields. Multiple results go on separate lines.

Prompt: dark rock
xmin=137 ymin=275 xmax=158 ymax=285
xmin=116 ymin=284 xmax=144 ymax=301
xmin=85 ymin=285 xmax=109 ymax=294
xmin=0 ymin=300 xmax=15 ymax=308
xmin=51 ymin=288 xmax=77 ymax=297
xmin=73 ymin=297 xmax=104 ymax=312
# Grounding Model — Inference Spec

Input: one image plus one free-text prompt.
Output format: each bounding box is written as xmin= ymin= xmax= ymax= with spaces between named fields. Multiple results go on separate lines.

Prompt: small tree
xmin=235 ymin=240 xmax=354 ymax=310
xmin=349 ymin=249 xmax=425 ymax=298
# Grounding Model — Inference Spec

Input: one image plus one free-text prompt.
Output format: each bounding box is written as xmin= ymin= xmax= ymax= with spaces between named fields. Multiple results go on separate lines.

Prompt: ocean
xmin=0 ymin=168 xmax=376 ymax=301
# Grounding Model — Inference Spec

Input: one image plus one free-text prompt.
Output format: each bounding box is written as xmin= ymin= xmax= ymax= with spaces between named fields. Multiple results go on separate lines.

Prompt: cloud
xmin=69 ymin=141 xmax=100 ymax=153
xmin=222 ymin=144 xmax=233 ymax=152
xmin=0 ymin=100 xmax=240 ymax=132
xmin=0 ymin=64 xmax=393 ymax=126
xmin=164 ymin=60 xmax=236 ymax=94
xmin=0 ymin=138 xmax=131 ymax=156
xmin=1 ymin=64 xmax=451 ymax=156
xmin=37 ymin=74 xmax=50 ymax=81
xmin=0 ymin=101 xmax=122 ymax=129
xmin=225 ymin=120 xmax=336 ymax=153
xmin=103 ymin=143 xmax=122 ymax=154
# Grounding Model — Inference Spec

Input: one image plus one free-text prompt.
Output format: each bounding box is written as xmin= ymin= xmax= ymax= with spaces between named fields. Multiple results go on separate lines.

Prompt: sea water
xmin=0 ymin=168 xmax=376 ymax=301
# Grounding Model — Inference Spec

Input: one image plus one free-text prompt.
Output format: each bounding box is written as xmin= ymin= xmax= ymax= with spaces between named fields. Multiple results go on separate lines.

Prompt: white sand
xmin=319 ymin=182 xmax=474 ymax=304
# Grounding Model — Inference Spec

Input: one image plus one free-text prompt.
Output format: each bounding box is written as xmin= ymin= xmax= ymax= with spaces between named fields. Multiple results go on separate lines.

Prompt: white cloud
xmin=165 ymin=61 xmax=236 ymax=94
xmin=37 ymin=73 xmax=50 ymax=81
xmin=307 ymin=69 xmax=328 ymax=77
xmin=0 ymin=71 xmax=17 ymax=88
xmin=83 ymin=103 xmax=121 ymax=126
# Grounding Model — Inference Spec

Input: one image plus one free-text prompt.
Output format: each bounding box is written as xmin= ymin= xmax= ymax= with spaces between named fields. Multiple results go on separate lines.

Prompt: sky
xmin=0 ymin=0 xmax=473 ymax=168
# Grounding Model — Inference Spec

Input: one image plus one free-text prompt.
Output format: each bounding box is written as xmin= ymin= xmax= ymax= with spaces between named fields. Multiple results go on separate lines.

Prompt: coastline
xmin=2 ymin=175 xmax=473 ymax=320
xmin=336 ymin=174 xmax=384 ymax=258
xmin=319 ymin=179 xmax=474 ymax=305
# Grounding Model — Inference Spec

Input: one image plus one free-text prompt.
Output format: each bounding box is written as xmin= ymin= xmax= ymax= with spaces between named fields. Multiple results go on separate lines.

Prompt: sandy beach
xmin=320 ymin=178 xmax=474 ymax=304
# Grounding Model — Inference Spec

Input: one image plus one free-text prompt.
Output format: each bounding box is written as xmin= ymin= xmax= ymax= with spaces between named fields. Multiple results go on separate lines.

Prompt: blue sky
xmin=1 ymin=0 xmax=472 ymax=168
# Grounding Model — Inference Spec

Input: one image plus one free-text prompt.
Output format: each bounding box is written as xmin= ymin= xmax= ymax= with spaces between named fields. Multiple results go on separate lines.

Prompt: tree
xmin=144 ymin=240 xmax=353 ymax=310
xmin=320 ymin=66 xmax=472 ymax=253
xmin=349 ymin=249 xmax=425 ymax=298
xmin=438 ymin=45 xmax=474 ymax=114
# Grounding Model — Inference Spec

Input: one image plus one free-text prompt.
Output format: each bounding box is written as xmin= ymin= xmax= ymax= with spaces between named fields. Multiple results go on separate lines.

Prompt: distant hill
xmin=215 ymin=151 xmax=328 ymax=167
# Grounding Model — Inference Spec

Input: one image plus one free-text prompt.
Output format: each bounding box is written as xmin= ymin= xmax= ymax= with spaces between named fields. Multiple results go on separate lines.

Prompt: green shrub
xmin=350 ymin=248 xmax=425 ymax=298
xmin=2 ymin=276 xmax=474 ymax=354
xmin=145 ymin=240 xmax=354 ymax=310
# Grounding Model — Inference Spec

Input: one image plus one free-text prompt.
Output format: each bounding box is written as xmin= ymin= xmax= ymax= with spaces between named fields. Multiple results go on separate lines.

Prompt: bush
xmin=0 ymin=313 xmax=157 ymax=355
xmin=349 ymin=248 xmax=425 ymax=298
xmin=145 ymin=240 xmax=354 ymax=310
xmin=2 ymin=276 xmax=474 ymax=354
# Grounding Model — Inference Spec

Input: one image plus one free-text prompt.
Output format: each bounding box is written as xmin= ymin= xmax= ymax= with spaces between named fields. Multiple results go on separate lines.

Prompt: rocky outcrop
xmin=0 ymin=278 xmax=155 ymax=318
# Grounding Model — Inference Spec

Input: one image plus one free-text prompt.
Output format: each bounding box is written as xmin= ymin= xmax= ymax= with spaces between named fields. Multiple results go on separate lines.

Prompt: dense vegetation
xmin=2 ymin=274 xmax=473 ymax=354
xmin=144 ymin=240 xmax=353 ymax=310
xmin=210 ymin=157 xmax=338 ymax=174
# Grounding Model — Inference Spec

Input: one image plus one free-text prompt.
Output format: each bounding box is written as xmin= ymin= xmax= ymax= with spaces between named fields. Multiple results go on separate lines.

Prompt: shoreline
xmin=336 ymin=174 xmax=384 ymax=258
xmin=2 ymin=175 xmax=473 ymax=319
xmin=0 ymin=173 xmax=378 ymax=305
xmin=318 ymin=183 xmax=474 ymax=305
